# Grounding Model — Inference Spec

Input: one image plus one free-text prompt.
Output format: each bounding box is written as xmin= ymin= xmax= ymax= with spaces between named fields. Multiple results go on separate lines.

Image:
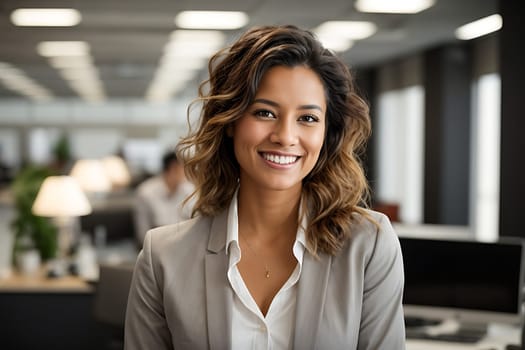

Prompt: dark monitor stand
xmin=400 ymin=236 xmax=524 ymax=344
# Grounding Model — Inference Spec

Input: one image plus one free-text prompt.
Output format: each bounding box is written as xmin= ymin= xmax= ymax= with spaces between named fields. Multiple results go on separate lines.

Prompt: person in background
xmin=125 ymin=25 xmax=405 ymax=349
xmin=133 ymin=149 xmax=194 ymax=247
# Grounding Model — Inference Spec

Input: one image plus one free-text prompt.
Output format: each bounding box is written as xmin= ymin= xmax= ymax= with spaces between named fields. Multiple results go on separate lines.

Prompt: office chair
xmin=93 ymin=262 xmax=135 ymax=350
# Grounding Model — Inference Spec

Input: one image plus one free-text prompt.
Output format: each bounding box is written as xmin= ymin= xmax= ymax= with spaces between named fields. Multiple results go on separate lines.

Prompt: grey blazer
xmin=124 ymin=209 xmax=406 ymax=350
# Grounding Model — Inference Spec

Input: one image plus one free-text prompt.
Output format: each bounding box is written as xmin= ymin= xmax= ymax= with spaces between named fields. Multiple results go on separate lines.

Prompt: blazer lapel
xmin=293 ymin=251 xmax=331 ymax=350
xmin=205 ymin=210 xmax=232 ymax=350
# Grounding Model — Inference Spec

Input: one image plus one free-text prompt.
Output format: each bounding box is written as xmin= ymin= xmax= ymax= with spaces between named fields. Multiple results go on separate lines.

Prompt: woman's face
xmin=231 ymin=65 xmax=326 ymax=194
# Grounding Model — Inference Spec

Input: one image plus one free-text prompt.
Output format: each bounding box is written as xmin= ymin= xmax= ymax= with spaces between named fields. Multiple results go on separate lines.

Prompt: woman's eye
xmin=254 ymin=110 xmax=275 ymax=119
xmin=299 ymin=114 xmax=319 ymax=123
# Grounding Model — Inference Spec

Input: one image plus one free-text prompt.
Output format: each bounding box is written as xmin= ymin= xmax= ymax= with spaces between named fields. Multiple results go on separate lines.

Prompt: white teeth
xmin=263 ymin=153 xmax=297 ymax=165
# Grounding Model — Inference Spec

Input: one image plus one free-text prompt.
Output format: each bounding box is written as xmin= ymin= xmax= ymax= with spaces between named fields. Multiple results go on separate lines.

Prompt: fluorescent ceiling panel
xmin=11 ymin=8 xmax=81 ymax=26
xmin=315 ymin=21 xmax=377 ymax=40
xmin=455 ymin=14 xmax=502 ymax=40
xmin=175 ymin=11 xmax=248 ymax=30
xmin=37 ymin=41 xmax=90 ymax=57
xmin=355 ymin=0 xmax=435 ymax=14
xmin=314 ymin=21 xmax=376 ymax=52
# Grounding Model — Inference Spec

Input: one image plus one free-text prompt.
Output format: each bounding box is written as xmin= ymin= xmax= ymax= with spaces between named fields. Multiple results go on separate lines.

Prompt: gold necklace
xmin=240 ymin=234 xmax=270 ymax=279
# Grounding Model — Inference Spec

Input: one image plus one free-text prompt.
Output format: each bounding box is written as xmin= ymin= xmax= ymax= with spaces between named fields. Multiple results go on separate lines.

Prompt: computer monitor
xmin=400 ymin=236 xmax=524 ymax=327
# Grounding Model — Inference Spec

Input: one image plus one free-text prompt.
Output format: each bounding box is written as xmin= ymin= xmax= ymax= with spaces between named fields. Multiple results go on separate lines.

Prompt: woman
xmin=125 ymin=25 xmax=405 ymax=350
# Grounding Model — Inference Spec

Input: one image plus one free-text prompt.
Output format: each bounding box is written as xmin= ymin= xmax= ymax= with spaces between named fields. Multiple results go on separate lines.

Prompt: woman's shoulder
xmin=350 ymin=208 xmax=393 ymax=233
xmin=344 ymin=208 xmax=400 ymax=256
xmin=145 ymin=215 xmax=213 ymax=254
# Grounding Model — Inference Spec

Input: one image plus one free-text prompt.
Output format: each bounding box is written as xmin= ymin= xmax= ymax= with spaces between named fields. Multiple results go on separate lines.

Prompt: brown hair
xmin=178 ymin=25 xmax=372 ymax=256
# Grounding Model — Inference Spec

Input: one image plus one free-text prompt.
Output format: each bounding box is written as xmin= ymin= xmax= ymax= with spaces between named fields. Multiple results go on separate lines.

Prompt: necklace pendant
xmin=265 ymin=270 xmax=270 ymax=279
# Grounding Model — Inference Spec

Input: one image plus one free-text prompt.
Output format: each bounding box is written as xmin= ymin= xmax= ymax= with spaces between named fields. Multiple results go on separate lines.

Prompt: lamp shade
xmin=102 ymin=155 xmax=131 ymax=188
xmin=70 ymin=159 xmax=112 ymax=192
xmin=32 ymin=175 xmax=92 ymax=217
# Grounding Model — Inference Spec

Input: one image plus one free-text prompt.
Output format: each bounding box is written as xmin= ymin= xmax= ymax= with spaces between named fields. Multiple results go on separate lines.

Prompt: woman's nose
xmin=269 ymin=118 xmax=298 ymax=146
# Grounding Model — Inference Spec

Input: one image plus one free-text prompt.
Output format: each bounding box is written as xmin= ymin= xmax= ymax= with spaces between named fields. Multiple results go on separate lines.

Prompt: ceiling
xmin=0 ymin=0 xmax=498 ymax=100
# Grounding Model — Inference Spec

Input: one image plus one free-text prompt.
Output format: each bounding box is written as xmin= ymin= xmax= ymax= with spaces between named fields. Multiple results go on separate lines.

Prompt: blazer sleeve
xmin=358 ymin=214 xmax=406 ymax=350
xmin=124 ymin=230 xmax=173 ymax=350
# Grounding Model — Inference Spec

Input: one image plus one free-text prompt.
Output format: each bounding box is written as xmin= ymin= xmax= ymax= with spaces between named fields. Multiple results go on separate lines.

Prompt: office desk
xmin=408 ymin=340 xmax=517 ymax=350
xmin=407 ymin=323 xmax=521 ymax=350
xmin=0 ymin=269 xmax=112 ymax=350
xmin=0 ymin=268 xmax=93 ymax=293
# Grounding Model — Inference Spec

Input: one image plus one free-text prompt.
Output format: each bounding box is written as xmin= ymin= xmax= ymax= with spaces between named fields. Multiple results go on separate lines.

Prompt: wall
xmin=0 ymin=97 xmax=192 ymax=173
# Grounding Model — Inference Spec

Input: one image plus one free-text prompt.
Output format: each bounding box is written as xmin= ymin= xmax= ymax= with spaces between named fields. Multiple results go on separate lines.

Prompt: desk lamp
xmin=70 ymin=159 xmax=112 ymax=194
xmin=32 ymin=175 xmax=92 ymax=276
xmin=102 ymin=155 xmax=131 ymax=190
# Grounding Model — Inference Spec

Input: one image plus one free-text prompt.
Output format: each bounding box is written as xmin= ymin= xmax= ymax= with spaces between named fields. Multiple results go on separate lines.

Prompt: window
xmin=375 ymin=85 xmax=425 ymax=223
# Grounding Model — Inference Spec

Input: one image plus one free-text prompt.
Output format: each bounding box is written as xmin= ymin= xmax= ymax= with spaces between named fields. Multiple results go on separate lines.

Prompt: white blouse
xmin=226 ymin=193 xmax=306 ymax=350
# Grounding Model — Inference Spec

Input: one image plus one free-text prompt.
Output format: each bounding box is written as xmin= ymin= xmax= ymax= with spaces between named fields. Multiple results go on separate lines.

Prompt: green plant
xmin=11 ymin=165 xmax=58 ymax=261
xmin=52 ymin=133 xmax=71 ymax=169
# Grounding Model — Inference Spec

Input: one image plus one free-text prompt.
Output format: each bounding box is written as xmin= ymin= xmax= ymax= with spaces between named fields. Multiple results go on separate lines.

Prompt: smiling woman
xmin=125 ymin=25 xmax=406 ymax=350
xmin=231 ymin=65 xmax=326 ymax=195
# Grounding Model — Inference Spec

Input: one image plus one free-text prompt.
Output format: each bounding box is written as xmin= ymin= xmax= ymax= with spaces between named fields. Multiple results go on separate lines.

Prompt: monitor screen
xmin=400 ymin=236 xmax=524 ymax=325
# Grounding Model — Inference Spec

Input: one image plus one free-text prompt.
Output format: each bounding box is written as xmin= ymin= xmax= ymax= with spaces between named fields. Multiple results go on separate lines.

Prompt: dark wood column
xmin=499 ymin=0 xmax=525 ymax=238
xmin=423 ymin=44 xmax=472 ymax=225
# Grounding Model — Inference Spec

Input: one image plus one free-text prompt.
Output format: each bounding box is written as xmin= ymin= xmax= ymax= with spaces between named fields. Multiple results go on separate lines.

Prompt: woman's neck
xmin=237 ymin=186 xmax=301 ymax=243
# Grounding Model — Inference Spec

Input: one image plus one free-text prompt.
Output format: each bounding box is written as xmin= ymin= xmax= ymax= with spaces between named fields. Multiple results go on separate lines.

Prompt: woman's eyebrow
xmin=253 ymin=98 xmax=279 ymax=107
xmin=253 ymin=98 xmax=323 ymax=112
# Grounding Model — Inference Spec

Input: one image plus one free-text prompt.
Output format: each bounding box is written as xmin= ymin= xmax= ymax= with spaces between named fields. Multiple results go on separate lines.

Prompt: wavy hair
xmin=178 ymin=25 xmax=372 ymax=256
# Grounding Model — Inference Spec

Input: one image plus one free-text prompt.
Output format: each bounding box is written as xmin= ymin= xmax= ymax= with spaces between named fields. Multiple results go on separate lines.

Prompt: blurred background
xmin=0 ymin=0 xmax=506 ymax=231
xmin=0 ymin=0 xmax=523 ymax=348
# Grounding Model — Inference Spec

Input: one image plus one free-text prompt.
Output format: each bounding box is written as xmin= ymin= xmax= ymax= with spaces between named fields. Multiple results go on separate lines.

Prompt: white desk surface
xmin=407 ymin=340 xmax=515 ymax=350
xmin=406 ymin=322 xmax=520 ymax=350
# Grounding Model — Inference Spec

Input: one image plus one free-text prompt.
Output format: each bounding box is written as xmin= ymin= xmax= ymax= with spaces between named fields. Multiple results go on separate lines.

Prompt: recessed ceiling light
xmin=11 ymin=8 xmax=81 ymax=27
xmin=355 ymin=0 xmax=435 ymax=14
xmin=165 ymin=30 xmax=225 ymax=58
xmin=455 ymin=14 xmax=503 ymax=40
xmin=317 ymin=37 xmax=355 ymax=52
xmin=171 ymin=30 xmax=225 ymax=43
xmin=59 ymin=67 xmax=99 ymax=81
xmin=315 ymin=21 xmax=377 ymax=40
xmin=37 ymin=41 xmax=90 ymax=57
xmin=314 ymin=21 xmax=376 ymax=52
xmin=49 ymin=56 xmax=93 ymax=69
xmin=0 ymin=62 xmax=53 ymax=101
xmin=175 ymin=11 xmax=248 ymax=30
xmin=164 ymin=42 xmax=221 ymax=58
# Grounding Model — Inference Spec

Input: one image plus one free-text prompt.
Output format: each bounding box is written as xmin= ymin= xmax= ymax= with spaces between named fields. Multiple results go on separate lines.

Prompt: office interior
xmin=0 ymin=0 xmax=523 ymax=349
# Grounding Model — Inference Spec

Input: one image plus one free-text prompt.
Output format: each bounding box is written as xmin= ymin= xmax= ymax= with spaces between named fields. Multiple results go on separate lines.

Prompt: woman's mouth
xmin=260 ymin=152 xmax=299 ymax=165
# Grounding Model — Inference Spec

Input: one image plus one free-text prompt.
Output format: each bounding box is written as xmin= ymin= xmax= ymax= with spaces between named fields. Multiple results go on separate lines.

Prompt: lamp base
xmin=53 ymin=216 xmax=80 ymax=257
xmin=46 ymin=257 xmax=71 ymax=278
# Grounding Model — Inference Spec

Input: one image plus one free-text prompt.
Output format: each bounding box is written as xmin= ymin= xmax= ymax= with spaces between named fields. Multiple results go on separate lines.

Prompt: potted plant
xmin=11 ymin=165 xmax=58 ymax=263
